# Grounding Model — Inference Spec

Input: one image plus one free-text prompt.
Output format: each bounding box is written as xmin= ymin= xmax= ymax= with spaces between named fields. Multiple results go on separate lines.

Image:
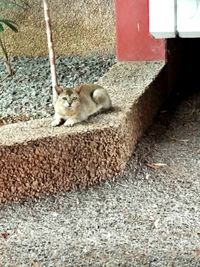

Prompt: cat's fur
xmin=52 ymin=83 xmax=112 ymax=127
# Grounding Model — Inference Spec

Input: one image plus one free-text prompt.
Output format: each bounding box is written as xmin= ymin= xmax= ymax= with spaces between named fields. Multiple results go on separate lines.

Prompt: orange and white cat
xmin=52 ymin=84 xmax=112 ymax=127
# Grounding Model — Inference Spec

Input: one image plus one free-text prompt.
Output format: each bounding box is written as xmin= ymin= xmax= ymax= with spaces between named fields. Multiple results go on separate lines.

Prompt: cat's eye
xmin=62 ymin=97 xmax=68 ymax=101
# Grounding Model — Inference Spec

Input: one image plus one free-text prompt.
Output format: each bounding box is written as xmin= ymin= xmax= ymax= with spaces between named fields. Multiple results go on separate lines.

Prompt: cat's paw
xmin=64 ymin=119 xmax=78 ymax=127
xmin=51 ymin=119 xmax=61 ymax=127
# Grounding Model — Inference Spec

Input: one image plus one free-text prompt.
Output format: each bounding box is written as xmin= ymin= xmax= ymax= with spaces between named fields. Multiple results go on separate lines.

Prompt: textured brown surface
xmin=1 ymin=0 xmax=115 ymax=56
xmin=0 ymin=61 xmax=167 ymax=203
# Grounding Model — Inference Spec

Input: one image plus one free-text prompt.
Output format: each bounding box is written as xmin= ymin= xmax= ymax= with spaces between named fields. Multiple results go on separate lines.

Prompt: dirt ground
xmin=0 ymin=88 xmax=199 ymax=266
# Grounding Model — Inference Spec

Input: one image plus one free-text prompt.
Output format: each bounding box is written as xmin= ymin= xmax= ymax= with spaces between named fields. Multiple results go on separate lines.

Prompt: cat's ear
xmin=55 ymin=85 xmax=63 ymax=95
xmin=74 ymin=84 xmax=83 ymax=94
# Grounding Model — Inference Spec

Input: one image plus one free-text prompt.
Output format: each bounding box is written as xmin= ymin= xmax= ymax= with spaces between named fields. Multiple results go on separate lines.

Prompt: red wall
xmin=115 ymin=0 xmax=166 ymax=61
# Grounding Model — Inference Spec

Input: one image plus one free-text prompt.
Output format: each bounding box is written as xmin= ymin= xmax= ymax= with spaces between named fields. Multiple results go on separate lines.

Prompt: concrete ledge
xmin=0 ymin=61 xmax=167 ymax=203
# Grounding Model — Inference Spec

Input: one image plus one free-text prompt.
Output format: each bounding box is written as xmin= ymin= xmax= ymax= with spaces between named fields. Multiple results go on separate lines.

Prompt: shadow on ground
xmin=0 ymin=88 xmax=200 ymax=266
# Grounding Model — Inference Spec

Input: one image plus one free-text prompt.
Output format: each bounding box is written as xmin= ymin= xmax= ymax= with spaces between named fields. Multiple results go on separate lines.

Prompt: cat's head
xmin=55 ymin=85 xmax=82 ymax=111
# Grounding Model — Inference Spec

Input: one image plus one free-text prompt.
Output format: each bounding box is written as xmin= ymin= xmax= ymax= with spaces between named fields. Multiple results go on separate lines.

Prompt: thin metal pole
xmin=43 ymin=0 xmax=58 ymax=105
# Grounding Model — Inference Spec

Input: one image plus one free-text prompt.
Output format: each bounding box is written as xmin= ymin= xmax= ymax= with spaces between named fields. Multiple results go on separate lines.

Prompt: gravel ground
xmin=0 ymin=88 xmax=199 ymax=266
xmin=0 ymin=55 xmax=116 ymax=122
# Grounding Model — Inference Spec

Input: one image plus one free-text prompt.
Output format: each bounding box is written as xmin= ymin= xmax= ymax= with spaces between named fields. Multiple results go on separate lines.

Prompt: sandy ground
xmin=0 ymin=89 xmax=199 ymax=266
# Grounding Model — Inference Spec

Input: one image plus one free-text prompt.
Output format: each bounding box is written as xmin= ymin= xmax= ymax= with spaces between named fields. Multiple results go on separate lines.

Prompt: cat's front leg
xmin=64 ymin=118 xmax=83 ymax=127
xmin=51 ymin=114 xmax=63 ymax=127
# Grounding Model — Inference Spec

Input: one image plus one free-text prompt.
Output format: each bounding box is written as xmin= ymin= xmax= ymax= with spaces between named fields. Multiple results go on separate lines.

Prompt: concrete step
xmin=0 ymin=61 xmax=167 ymax=203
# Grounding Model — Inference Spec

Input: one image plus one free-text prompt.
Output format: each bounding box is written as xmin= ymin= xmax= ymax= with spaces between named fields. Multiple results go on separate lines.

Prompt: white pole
xmin=43 ymin=0 xmax=58 ymax=105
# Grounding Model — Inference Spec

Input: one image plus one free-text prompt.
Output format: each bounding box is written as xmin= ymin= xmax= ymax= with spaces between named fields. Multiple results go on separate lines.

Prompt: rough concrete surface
xmin=1 ymin=0 xmax=115 ymax=56
xmin=0 ymin=87 xmax=199 ymax=267
xmin=0 ymin=61 xmax=166 ymax=203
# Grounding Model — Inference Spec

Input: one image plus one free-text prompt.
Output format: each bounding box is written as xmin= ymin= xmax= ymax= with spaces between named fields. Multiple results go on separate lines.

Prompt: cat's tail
xmin=92 ymin=87 xmax=112 ymax=110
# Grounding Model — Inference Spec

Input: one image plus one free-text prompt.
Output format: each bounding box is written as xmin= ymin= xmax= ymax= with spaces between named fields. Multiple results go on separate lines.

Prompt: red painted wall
xmin=115 ymin=0 xmax=166 ymax=61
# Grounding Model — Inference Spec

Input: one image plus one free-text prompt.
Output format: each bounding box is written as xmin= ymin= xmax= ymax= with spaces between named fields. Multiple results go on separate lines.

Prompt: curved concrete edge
xmin=0 ymin=61 xmax=168 ymax=203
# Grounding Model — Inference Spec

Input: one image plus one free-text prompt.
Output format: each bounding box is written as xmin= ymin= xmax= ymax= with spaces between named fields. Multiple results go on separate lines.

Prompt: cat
xmin=51 ymin=83 xmax=112 ymax=127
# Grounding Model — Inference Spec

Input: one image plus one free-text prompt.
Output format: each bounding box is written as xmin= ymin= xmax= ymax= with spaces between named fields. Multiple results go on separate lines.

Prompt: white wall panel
xmin=149 ymin=0 xmax=176 ymax=38
xmin=177 ymin=0 xmax=200 ymax=37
